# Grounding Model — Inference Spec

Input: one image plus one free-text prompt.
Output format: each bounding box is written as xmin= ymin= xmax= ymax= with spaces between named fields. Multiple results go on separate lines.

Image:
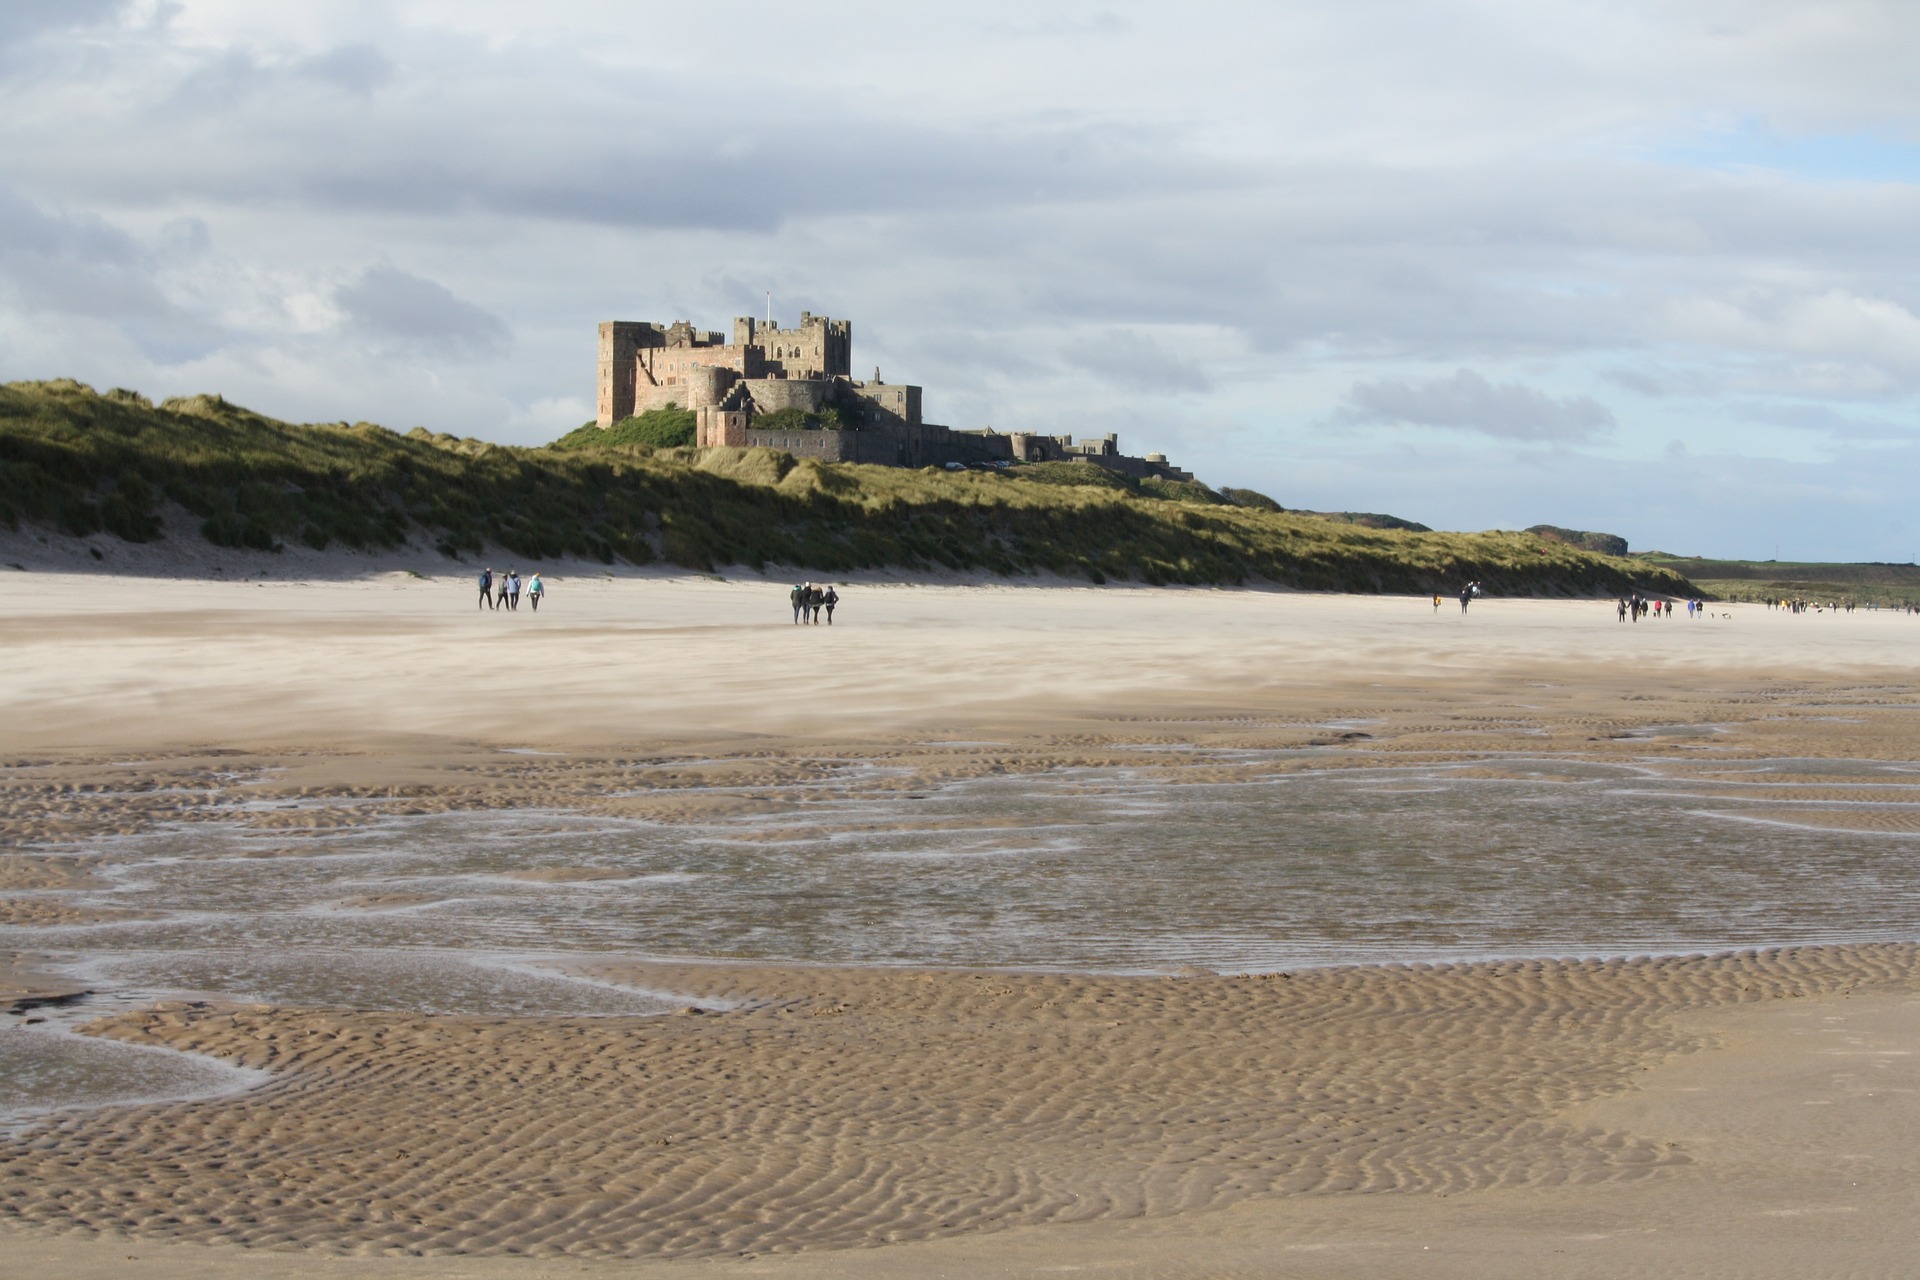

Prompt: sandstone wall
xmin=746 ymin=380 xmax=831 ymax=415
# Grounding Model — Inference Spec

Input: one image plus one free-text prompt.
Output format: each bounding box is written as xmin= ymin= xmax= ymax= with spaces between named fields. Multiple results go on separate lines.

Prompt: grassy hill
xmin=1637 ymin=553 xmax=1920 ymax=607
xmin=0 ymin=379 xmax=1697 ymax=595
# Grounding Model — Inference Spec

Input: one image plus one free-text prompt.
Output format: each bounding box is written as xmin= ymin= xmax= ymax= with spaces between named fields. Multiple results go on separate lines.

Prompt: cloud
xmin=0 ymin=0 xmax=127 ymax=50
xmin=1060 ymin=329 xmax=1211 ymax=393
xmin=3 ymin=3 xmax=1920 ymax=554
xmin=334 ymin=265 xmax=510 ymax=361
xmin=1663 ymin=289 xmax=1920 ymax=388
xmin=0 ymin=185 xmax=226 ymax=363
xmin=1336 ymin=369 xmax=1616 ymax=442
xmin=296 ymin=43 xmax=394 ymax=96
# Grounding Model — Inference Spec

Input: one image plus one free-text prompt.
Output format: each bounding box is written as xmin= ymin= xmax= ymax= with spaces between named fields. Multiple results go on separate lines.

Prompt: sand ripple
xmin=0 ymin=856 xmax=105 ymax=890
xmin=0 ymin=898 xmax=152 ymax=926
xmin=1 ymin=944 xmax=1914 ymax=1259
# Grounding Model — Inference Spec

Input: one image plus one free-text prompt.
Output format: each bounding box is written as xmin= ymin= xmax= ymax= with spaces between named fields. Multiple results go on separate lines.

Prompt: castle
xmin=596 ymin=312 xmax=1191 ymax=479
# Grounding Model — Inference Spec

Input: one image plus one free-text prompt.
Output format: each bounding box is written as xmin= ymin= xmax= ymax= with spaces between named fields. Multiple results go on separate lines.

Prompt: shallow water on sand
xmin=13 ymin=754 xmax=1920 ymax=982
xmin=11 ymin=750 xmax=1920 ymax=1116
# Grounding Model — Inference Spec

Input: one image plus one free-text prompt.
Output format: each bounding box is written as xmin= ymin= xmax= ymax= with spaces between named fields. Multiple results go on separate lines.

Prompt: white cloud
xmin=1666 ymin=288 xmax=1920 ymax=383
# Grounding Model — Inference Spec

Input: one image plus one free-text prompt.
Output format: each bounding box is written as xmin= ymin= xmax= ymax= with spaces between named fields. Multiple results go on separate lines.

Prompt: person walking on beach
xmin=1458 ymin=585 xmax=1472 ymax=614
xmin=478 ymin=567 xmax=495 ymax=610
xmin=823 ymin=585 xmax=838 ymax=625
xmin=1433 ymin=593 xmax=1442 ymax=612
xmin=528 ymin=573 xmax=544 ymax=612
xmin=790 ymin=583 xmax=805 ymax=624
xmin=807 ymin=583 xmax=825 ymax=624
xmin=506 ymin=571 xmax=522 ymax=611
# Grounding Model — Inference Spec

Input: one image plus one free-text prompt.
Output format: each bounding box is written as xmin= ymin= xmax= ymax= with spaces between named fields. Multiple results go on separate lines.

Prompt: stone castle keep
xmin=596 ymin=312 xmax=1191 ymax=479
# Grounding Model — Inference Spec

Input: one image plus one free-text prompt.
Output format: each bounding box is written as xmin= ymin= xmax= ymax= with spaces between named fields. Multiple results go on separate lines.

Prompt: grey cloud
xmin=0 ymin=183 xmax=139 ymax=264
xmin=1603 ymin=367 xmax=1676 ymax=396
xmin=0 ymin=0 xmax=127 ymax=48
xmin=0 ymin=27 xmax=1229 ymax=234
xmin=1061 ymin=329 xmax=1210 ymax=393
xmin=0 ymin=184 xmax=164 ymax=318
xmin=283 ymin=115 xmax=1221 ymax=235
xmin=0 ymin=184 xmax=223 ymax=362
xmin=297 ymin=43 xmax=394 ymax=95
xmin=163 ymin=43 xmax=392 ymax=113
xmin=335 ymin=265 xmax=511 ymax=361
xmin=157 ymin=215 xmax=211 ymax=259
xmin=1336 ymin=369 xmax=1616 ymax=442
xmin=166 ymin=48 xmax=270 ymax=111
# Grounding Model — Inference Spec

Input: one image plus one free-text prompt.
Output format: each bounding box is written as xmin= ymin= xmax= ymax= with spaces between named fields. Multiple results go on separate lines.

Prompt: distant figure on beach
xmin=478 ymin=567 xmax=494 ymax=610
xmin=528 ymin=574 xmax=544 ymax=611
xmin=1459 ymin=586 xmax=1472 ymax=614
xmin=808 ymin=583 xmax=825 ymax=624
xmin=1433 ymin=593 xmax=1442 ymax=612
xmin=823 ymin=585 xmax=838 ymax=625
xmin=790 ymin=583 xmax=805 ymax=624
xmin=506 ymin=571 xmax=522 ymax=611
xmin=1617 ymin=598 xmax=1627 ymax=622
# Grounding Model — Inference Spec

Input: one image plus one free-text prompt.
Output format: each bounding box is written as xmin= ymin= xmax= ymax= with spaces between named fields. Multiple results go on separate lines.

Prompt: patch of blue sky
xmin=1647 ymin=122 xmax=1920 ymax=185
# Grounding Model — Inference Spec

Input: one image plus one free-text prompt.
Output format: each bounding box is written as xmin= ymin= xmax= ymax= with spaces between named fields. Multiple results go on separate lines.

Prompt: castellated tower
xmin=595 ymin=321 xmax=669 ymax=426
xmin=730 ymin=312 xmax=852 ymax=380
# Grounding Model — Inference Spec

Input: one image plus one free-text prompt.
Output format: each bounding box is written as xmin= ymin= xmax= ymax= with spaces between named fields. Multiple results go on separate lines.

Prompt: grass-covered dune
xmin=0 ymin=379 xmax=1697 ymax=595
xmin=1639 ymin=553 xmax=1920 ymax=607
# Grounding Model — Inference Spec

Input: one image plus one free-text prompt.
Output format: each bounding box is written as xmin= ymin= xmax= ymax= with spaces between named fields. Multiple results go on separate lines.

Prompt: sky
xmin=3 ymin=1 xmax=1919 ymax=560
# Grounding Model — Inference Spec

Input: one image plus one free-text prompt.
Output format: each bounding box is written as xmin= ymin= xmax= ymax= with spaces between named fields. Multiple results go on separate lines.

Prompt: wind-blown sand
xmin=4 ymin=569 xmax=1920 ymax=1277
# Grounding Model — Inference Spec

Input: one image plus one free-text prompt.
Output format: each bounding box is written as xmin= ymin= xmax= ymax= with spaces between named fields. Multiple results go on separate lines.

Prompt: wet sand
xmin=4 ymin=571 xmax=1920 ymax=1276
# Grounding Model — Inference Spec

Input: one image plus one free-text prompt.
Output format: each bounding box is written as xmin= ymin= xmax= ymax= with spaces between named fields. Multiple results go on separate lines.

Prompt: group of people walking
xmin=1616 ymin=595 xmax=1709 ymax=621
xmin=478 ymin=567 xmax=543 ymax=611
xmin=790 ymin=582 xmax=839 ymax=625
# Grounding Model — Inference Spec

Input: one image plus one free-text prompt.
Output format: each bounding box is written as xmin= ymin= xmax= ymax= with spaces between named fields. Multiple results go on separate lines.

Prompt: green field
xmin=1636 ymin=554 xmax=1920 ymax=607
xmin=0 ymin=379 xmax=1698 ymax=596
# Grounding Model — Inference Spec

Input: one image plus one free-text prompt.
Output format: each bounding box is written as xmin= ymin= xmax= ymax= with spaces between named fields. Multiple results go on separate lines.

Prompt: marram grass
xmin=0 ymin=379 xmax=1697 ymax=595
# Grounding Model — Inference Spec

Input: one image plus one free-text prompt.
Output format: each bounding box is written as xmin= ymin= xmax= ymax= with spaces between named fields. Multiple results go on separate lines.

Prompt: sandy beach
xmin=5 ymin=567 xmax=1920 ymax=1278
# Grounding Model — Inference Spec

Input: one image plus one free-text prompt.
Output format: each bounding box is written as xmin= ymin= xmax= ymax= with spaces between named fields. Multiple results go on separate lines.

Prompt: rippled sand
xmin=5 ymin=573 xmax=1920 ymax=1277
